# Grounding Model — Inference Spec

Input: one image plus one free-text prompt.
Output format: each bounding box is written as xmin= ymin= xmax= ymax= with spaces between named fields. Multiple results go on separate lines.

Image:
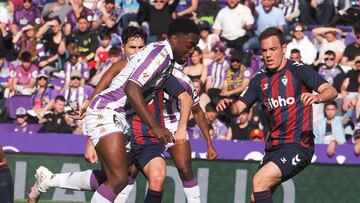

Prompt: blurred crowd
xmin=0 ymin=0 xmax=359 ymax=155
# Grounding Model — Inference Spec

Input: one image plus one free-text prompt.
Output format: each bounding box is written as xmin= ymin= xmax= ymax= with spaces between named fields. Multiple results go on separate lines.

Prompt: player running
xmin=217 ymin=27 xmax=338 ymax=203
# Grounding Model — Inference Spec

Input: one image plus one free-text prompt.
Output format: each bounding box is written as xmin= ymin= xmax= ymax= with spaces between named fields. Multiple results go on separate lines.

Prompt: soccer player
xmin=0 ymin=145 xmax=14 ymax=203
xmin=33 ymin=18 xmax=200 ymax=203
xmin=217 ymin=27 xmax=338 ymax=203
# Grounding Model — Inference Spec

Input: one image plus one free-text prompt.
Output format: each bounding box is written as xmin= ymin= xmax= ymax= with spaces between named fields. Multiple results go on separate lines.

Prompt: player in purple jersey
xmin=0 ymin=145 xmax=14 ymax=203
xmin=217 ymin=27 xmax=338 ymax=203
xmin=32 ymin=19 xmax=200 ymax=203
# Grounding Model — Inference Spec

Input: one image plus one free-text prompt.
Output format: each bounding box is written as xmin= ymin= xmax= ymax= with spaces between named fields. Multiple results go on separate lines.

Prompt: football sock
xmin=0 ymin=165 xmax=14 ymax=203
xmin=49 ymin=170 xmax=105 ymax=191
xmin=253 ymin=190 xmax=273 ymax=203
xmin=91 ymin=184 xmax=117 ymax=203
xmin=144 ymin=189 xmax=163 ymax=203
xmin=114 ymin=176 xmax=136 ymax=203
xmin=182 ymin=178 xmax=200 ymax=203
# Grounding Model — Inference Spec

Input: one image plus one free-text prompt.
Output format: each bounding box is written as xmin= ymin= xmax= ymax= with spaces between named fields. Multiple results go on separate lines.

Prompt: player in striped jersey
xmin=32 ymin=19 xmax=200 ymax=203
xmin=217 ymin=27 xmax=337 ymax=203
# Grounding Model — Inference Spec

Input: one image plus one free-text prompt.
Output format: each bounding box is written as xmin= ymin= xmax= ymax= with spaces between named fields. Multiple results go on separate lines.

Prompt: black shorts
xmin=131 ymin=142 xmax=165 ymax=172
xmin=259 ymin=144 xmax=314 ymax=182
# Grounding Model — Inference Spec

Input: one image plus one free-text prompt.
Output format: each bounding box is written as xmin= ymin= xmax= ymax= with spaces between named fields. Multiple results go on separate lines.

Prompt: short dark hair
xmin=108 ymin=47 xmax=121 ymax=57
xmin=205 ymin=103 xmax=216 ymax=112
xmin=168 ymin=18 xmax=200 ymax=36
xmin=324 ymin=101 xmax=337 ymax=109
xmin=259 ymin=27 xmax=285 ymax=45
xmin=49 ymin=16 xmax=62 ymax=25
xmin=20 ymin=51 xmax=32 ymax=62
xmin=105 ymin=0 xmax=115 ymax=4
xmin=121 ymin=26 xmax=147 ymax=45
xmin=324 ymin=50 xmax=336 ymax=57
xmin=55 ymin=95 xmax=66 ymax=103
xmin=100 ymin=31 xmax=112 ymax=40
xmin=290 ymin=48 xmax=300 ymax=54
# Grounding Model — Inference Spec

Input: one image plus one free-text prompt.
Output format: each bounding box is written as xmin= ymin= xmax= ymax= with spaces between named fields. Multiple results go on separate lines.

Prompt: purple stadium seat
xmin=7 ymin=95 xmax=33 ymax=119
xmin=345 ymin=33 xmax=356 ymax=45
xmin=0 ymin=124 xmax=42 ymax=133
xmin=51 ymin=77 xmax=65 ymax=91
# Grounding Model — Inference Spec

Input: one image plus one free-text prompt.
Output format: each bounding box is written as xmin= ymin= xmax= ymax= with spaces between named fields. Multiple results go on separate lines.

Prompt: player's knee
xmin=252 ymin=173 xmax=272 ymax=192
xmin=148 ymin=174 xmax=165 ymax=191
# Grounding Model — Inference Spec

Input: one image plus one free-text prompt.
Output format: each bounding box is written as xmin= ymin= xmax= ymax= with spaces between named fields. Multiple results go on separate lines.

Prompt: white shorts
xmin=84 ymin=108 xmax=130 ymax=146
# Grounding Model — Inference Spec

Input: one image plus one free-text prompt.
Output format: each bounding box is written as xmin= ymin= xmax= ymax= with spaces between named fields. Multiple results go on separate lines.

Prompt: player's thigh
xmin=253 ymin=161 xmax=282 ymax=192
xmin=143 ymin=157 xmax=166 ymax=190
xmin=168 ymin=140 xmax=193 ymax=178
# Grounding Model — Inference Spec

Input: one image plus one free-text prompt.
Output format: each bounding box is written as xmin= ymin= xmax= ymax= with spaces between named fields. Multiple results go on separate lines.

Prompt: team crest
xmin=281 ymin=76 xmax=288 ymax=86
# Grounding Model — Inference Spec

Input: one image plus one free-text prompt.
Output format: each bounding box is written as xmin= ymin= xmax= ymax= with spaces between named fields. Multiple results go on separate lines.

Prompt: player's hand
xmin=206 ymin=144 xmax=218 ymax=160
xmin=301 ymin=93 xmax=320 ymax=106
xmin=326 ymin=141 xmax=336 ymax=157
xmin=216 ymin=98 xmax=233 ymax=112
xmin=173 ymin=129 xmax=186 ymax=142
xmin=74 ymin=99 xmax=91 ymax=120
xmin=84 ymin=139 xmax=98 ymax=164
xmin=152 ymin=126 xmax=175 ymax=145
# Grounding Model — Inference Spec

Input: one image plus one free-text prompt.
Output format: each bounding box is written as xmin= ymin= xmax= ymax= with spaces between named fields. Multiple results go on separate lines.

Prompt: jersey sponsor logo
xmin=264 ymin=96 xmax=295 ymax=109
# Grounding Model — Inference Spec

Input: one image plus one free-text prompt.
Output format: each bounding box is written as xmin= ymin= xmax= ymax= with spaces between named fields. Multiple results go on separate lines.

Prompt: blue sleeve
xmin=163 ymin=75 xmax=185 ymax=98
xmin=239 ymin=76 xmax=261 ymax=108
xmin=291 ymin=63 xmax=328 ymax=91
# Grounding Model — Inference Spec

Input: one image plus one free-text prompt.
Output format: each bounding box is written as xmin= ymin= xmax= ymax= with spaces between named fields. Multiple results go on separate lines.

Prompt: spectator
xmin=341 ymin=54 xmax=360 ymax=111
xmin=197 ymin=21 xmax=219 ymax=66
xmin=29 ymin=70 xmax=59 ymax=119
xmin=8 ymin=51 xmax=38 ymax=96
xmin=341 ymin=22 xmax=360 ymax=67
xmin=312 ymin=26 xmax=346 ymax=64
xmin=116 ymin=0 xmax=139 ymax=28
xmin=36 ymin=17 xmax=64 ymax=74
xmin=66 ymin=16 xmax=99 ymax=72
xmin=173 ymin=0 xmax=198 ymax=19
xmin=91 ymin=47 xmax=121 ymax=86
xmin=38 ymin=95 xmax=74 ymax=133
xmin=41 ymin=0 xmax=72 ymax=24
xmin=285 ymin=23 xmax=317 ymax=65
xmin=62 ymin=70 xmax=92 ymax=108
xmin=330 ymin=0 xmax=360 ymax=26
xmin=12 ymin=24 xmax=45 ymax=61
xmin=205 ymin=41 xmax=229 ymax=92
xmin=298 ymin=0 xmax=335 ymax=25
xmin=212 ymin=0 xmax=254 ymax=51
xmin=226 ymin=108 xmax=258 ymax=140
xmin=318 ymin=50 xmax=344 ymax=85
xmin=0 ymin=52 xmax=13 ymax=88
xmin=137 ymin=0 xmax=180 ymax=43
xmin=93 ymin=0 xmax=123 ymax=46
xmin=11 ymin=0 xmax=41 ymax=32
xmin=289 ymin=48 xmax=302 ymax=62
xmin=94 ymin=31 xmax=112 ymax=71
xmin=243 ymin=0 xmax=286 ymax=53
xmin=250 ymin=128 xmax=264 ymax=141
xmin=14 ymin=107 xmax=30 ymax=133
xmin=195 ymin=0 xmax=221 ymax=24
xmin=314 ymin=101 xmax=353 ymax=156
xmin=183 ymin=46 xmax=207 ymax=82
xmin=0 ymin=21 xmax=16 ymax=61
xmin=193 ymin=103 xmax=227 ymax=140
xmin=62 ymin=44 xmax=90 ymax=91
xmin=221 ymin=50 xmax=253 ymax=98
xmin=0 ymin=0 xmax=14 ymax=26
xmin=354 ymin=129 xmax=360 ymax=154
xmin=64 ymin=0 xmax=94 ymax=36
xmin=278 ymin=0 xmax=300 ymax=26
xmin=193 ymin=78 xmax=210 ymax=112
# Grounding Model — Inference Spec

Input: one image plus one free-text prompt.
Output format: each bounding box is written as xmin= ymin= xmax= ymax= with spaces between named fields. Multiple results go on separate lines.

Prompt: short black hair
xmin=121 ymin=26 xmax=147 ymax=45
xmin=100 ymin=31 xmax=112 ymax=40
xmin=108 ymin=47 xmax=121 ymax=57
xmin=324 ymin=101 xmax=337 ymax=109
xmin=78 ymin=15 xmax=89 ymax=22
xmin=20 ymin=51 xmax=32 ymax=62
xmin=55 ymin=95 xmax=66 ymax=103
xmin=259 ymin=27 xmax=285 ymax=45
xmin=205 ymin=103 xmax=216 ymax=112
xmin=105 ymin=0 xmax=115 ymax=4
xmin=290 ymin=48 xmax=300 ymax=54
xmin=168 ymin=18 xmax=200 ymax=36
xmin=324 ymin=50 xmax=336 ymax=57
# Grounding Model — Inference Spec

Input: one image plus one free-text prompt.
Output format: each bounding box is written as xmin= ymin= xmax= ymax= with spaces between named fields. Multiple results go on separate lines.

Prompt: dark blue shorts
xmin=259 ymin=144 xmax=314 ymax=181
xmin=130 ymin=142 xmax=165 ymax=172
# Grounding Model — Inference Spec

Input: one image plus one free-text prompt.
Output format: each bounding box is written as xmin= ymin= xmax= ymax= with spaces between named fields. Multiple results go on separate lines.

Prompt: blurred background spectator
xmin=225 ymin=108 xmax=258 ymax=140
xmin=13 ymin=107 xmax=29 ymax=133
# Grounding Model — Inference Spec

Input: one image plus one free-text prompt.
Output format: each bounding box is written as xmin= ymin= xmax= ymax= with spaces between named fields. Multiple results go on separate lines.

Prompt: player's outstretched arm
xmin=174 ymin=92 xmax=193 ymax=141
xmin=75 ymin=60 xmax=128 ymax=119
xmin=216 ymin=99 xmax=248 ymax=117
xmin=192 ymin=105 xmax=218 ymax=160
xmin=301 ymin=83 xmax=338 ymax=106
xmin=125 ymin=81 xmax=174 ymax=145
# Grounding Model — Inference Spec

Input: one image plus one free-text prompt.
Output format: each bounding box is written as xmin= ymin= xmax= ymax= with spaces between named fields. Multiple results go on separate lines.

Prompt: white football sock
xmin=114 ymin=184 xmax=134 ymax=203
xmin=183 ymin=185 xmax=201 ymax=203
xmin=49 ymin=170 xmax=93 ymax=190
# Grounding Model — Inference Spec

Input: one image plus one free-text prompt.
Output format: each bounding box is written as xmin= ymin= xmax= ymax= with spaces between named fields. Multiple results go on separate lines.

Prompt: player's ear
xmin=169 ymin=34 xmax=177 ymax=46
xmin=282 ymin=43 xmax=287 ymax=55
